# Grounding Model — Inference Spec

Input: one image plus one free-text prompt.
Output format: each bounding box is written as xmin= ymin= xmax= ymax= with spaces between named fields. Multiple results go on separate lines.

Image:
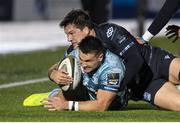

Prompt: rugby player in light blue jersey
xmin=43 ymin=36 xmax=128 ymax=111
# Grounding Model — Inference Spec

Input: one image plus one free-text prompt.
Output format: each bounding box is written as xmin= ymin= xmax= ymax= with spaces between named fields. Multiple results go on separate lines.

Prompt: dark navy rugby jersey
xmin=94 ymin=23 xmax=153 ymax=90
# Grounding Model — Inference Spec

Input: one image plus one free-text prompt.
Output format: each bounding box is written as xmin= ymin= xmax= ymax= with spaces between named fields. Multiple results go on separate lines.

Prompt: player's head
xmin=60 ymin=9 xmax=95 ymax=48
xmin=78 ymin=36 xmax=106 ymax=73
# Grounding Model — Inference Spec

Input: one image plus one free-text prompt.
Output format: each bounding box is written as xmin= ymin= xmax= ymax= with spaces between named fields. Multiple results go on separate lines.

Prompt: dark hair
xmin=79 ymin=36 xmax=106 ymax=55
xmin=60 ymin=9 xmax=94 ymax=30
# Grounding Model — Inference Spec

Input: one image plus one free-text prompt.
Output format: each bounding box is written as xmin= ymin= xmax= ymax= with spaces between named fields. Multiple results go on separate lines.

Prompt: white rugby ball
xmin=58 ymin=55 xmax=82 ymax=91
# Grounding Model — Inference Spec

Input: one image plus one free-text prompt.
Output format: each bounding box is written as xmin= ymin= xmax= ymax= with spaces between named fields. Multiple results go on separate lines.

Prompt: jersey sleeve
xmin=148 ymin=0 xmax=180 ymax=36
xmin=63 ymin=45 xmax=74 ymax=58
xmin=98 ymin=68 xmax=124 ymax=92
xmin=98 ymin=23 xmax=145 ymax=89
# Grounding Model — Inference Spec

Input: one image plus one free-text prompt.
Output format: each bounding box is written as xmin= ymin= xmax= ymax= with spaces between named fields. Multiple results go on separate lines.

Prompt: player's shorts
xmin=129 ymin=45 xmax=176 ymax=105
xmin=148 ymin=45 xmax=175 ymax=80
xmin=142 ymin=45 xmax=175 ymax=105
xmin=143 ymin=79 xmax=166 ymax=105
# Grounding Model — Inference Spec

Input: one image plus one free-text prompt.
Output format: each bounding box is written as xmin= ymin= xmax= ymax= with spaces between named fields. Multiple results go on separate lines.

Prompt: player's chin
xmin=84 ymin=68 xmax=93 ymax=73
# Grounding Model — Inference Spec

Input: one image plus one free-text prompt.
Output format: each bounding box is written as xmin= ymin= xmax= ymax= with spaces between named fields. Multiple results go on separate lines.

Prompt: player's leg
xmin=154 ymin=82 xmax=180 ymax=111
xmin=169 ymin=58 xmax=180 ymax=84
xmin=152 ymin=46 xmax=180 ymax=84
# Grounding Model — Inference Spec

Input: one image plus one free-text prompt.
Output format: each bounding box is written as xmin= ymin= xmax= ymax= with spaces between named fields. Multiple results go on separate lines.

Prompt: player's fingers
xmin=42 ymin=98 xmax=48 ymax=104
xmin=167 ymin=33 xmax=176 ymax=39
xmin=43 ymin=104 xmax=56 ymax=111
xmin=166 ymin=30 xmax=176 ymax=36
xmin=60 ymin=69 xmax=69 ymax=74
xmin=43 ymin=101 xmax=57 ymax=109
xmin=60 ymin=74 xmax=72 ymax=79
xmin=59 ymin=75 xmax=73 ymax=82
xmin=43 ymin=97 xmax=54 ymax=103
xmin=172 ymin=36 xmax=178 ymax=43
xmin=58 ymin=78 xmax=73 ymax=84
xmin=166 ymin=25 xmax=176 ymax=30
xmin=166 ymin=26 xmax=173 ymax=31
xmin=44 ymin=103 xmax=53 ymax=108
xmin=54 ymin=75 xmax=73 ymax=84
xmin=48 ymin=108 xmax=56 ymax=111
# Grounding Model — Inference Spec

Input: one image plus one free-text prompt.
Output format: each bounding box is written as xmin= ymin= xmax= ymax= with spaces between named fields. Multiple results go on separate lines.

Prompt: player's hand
xmin=166 ymin=25 xmax=180 ymax=43
xmin=43 ymin=97 xmax=68 ymax=111
xmin=50 ymin=69 xmax=73 ymax=85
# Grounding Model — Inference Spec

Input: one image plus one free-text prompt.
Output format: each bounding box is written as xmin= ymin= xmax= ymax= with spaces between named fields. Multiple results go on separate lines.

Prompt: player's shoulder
xmin=67 ymin=48 xmax=79 ymax=58
xmin=100 ymin=50 xmax=125 ymax=72
xmin=105 ymin=50 xmax=123 ymax=64
xmin=98 ymin=22 xmax=126 ymax=31
xmin=64 ymin=45 xmax=74 ymax=57
xmin=97 ymin=22 xmax=133 ymax=39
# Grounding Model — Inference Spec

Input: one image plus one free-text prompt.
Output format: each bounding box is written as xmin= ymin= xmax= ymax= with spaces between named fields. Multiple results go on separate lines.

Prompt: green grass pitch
xmin=0 ymin=38 xmax=180 ymax=121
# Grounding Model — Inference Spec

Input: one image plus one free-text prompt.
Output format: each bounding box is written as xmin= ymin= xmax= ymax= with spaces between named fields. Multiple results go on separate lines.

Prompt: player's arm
xmin=142 ymin=0 xmax=180 ymax=42
xmin=43 ymin=89 xmax=117 ymax=111
xmin=79 ymin=89 xmax=117 ymax=111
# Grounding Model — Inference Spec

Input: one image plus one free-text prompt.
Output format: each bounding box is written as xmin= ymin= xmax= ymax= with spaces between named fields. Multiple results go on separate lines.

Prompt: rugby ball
xmin=58 ymin=55 xmax=82 ymax=91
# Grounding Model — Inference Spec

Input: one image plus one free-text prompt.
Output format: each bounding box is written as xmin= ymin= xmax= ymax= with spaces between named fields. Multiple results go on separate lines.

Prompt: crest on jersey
xmin=106 ymin=27 xmax=113 ymax=38
xmin=143 ymin=92 xmax=151 ymax=101
xmin=164 ymin=55 xmax=170 ymax=59
xmin=107 ymin=73 xmax=120 ymax=85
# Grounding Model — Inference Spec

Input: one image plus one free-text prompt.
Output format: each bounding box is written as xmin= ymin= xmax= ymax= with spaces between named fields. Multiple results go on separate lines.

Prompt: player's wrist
xmin=142 ymin=31 xmax=154 ymax=42
xmin=141 ymin=37 xmax=147 ymax=44
xmin=68 ymin=101 xmax=79 ymax=111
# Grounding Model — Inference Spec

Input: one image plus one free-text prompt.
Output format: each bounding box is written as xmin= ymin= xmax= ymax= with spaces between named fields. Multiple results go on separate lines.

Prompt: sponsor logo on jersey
xmin=118 ymin=37 xmax=126 ymax=44
xmin=106 ymin=27 xmax=113 ymax=38
xmin=107 ymin=73 xmax=120 ymax=85
xmin=164 ymin=55 xmax=170 ymax=59
xmin=143 ymin=92 xmax=151 ymax=101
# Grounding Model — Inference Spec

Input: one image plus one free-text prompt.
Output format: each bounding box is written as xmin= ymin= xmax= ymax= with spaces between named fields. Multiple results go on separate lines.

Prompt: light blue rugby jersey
xmin=67 ymin=48 xmax=126 ymax=100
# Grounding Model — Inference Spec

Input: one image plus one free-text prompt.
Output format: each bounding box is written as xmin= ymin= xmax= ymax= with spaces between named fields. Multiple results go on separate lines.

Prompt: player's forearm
xmin=143 ymin=0 xmax=179 ymax=42
xmin=67 ymin=90 xmax=116 ymax=111
xmin=148 ymin=0 xmax=179 ymax=36
xmin=80 ymin=100 xmax=110 ymax=111
xmin=78 ymin=90 xmax=116 ymax=111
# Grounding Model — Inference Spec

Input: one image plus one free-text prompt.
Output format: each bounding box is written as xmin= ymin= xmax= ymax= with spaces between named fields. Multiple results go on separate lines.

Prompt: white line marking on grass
xmin=0 ymin=77 xmax=49 ymax=89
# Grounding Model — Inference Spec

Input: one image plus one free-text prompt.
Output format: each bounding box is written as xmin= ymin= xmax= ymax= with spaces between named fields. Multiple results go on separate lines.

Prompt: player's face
xmin=79 ymin=51 xmax=104 ymax=73
xmin=64 ymin=24 xmax=91 ymax=48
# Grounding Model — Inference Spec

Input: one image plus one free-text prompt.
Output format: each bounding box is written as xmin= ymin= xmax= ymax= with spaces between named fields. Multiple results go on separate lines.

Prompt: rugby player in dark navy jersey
xmin=48 ymin=9 xmax=180 ymax=111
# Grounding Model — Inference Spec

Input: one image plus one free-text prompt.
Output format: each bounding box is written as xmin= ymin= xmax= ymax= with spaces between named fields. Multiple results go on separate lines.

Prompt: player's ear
xmin=98 ymin=53 xmax=104 ymax=62
xmin=82 ymin=27 xmax=90 ymax=35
